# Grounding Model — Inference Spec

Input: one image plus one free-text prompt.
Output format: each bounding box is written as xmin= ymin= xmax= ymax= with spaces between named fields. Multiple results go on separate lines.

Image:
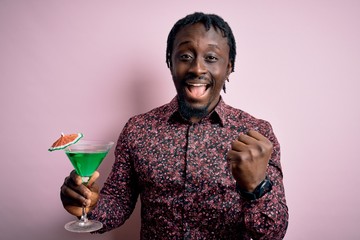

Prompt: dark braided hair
xmin=166 ymin=12 xmax=236 ymax=73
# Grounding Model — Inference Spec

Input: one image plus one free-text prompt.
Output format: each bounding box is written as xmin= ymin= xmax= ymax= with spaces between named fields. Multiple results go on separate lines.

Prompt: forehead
xmin=173 ymin=23 xmax=229 ymax=50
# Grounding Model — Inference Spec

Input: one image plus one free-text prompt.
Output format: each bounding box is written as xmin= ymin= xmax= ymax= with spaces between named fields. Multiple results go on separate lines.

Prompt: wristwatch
xmin=237 ymin=177 xmax=273 ymax=200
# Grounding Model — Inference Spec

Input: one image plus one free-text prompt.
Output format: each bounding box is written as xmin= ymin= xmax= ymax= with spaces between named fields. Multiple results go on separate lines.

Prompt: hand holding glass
xmin=64 ymin=140 xmax=114 ymax=233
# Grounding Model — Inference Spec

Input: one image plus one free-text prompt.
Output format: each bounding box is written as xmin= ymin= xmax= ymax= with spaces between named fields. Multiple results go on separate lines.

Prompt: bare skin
xmin=169 ymin=23 xmax=272 ymax=191
xmin=60 ymin=132 xmax=272 ymax=216
xmin=170 ymin=23 xmax=232 ymax=123
xmin=228 ymin=130 xmax=273 ymax=192
xmin=60 ymin=170 xmax=100 ymax=216
xmin=60 ymin=23 xmax=273 ymax=216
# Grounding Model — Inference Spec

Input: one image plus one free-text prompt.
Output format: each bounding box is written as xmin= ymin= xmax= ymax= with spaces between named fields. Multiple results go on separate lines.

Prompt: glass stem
xmin=80 ymin=206 xmax=88 ymax=224
xmin=80 ymin=177 xmax=90 ymax=224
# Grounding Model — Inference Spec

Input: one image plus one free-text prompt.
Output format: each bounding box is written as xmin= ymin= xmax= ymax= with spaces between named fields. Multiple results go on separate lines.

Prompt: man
xmin=61 ymin=12 xmax=288 ymax=239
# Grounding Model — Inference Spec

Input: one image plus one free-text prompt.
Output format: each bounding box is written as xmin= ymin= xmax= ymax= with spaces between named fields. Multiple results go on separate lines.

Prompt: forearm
xmin=241 ymin=125 xmax=288 ymax=239
xmin=89 ymin=129 xmax=139 ymax=233
xmin=241 ymin=180 xmax=288 ymax=239
xmin=88 ymin=184 xmax=138 ymax=233
xmin=240 ymin=150 xmax=288 ymax=240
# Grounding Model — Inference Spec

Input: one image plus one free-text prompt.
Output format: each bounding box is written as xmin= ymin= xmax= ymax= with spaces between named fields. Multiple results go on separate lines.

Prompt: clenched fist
xmin=228 ymin=130 xmax=273 ymax=192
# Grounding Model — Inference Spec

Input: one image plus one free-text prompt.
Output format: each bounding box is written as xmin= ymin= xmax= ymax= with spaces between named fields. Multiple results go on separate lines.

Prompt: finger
xmin=88 ymin=188 xmax=100 ymax=209
xmin=238 ymin=131 xmax=272 ymax=153
xmin=64 ymin=205 xmax=84 ymax=217
xmin=231 ymin=140 xmax=249 ymax=152
xmin=238 ymin=133 xmax=258 ymax=145
xmin=227 ymin=149 xmax=249 ymax=163
xmin=89 ymin=182 xmax=100 ymax=194
xmin=248 ymin=130 xmax=273 ymax=153
xmin=69 ymin=170 xmax=83 ymax=186
xmin=61 ymin=184 xmax=90 ymax=207
xmin=64 ymin=175 xmax=92 ymax=200
xmin=87 ymin=171 xmax=100 ymax=187
xmin=227 ymin=149 xmax=236 ymax=162
xmin=248 ymin=130 xmax=268 ymax=142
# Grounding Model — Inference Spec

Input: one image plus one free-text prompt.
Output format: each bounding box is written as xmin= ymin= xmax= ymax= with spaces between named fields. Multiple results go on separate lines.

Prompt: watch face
xmin=258 ymin=179 xmax=273 ymax=197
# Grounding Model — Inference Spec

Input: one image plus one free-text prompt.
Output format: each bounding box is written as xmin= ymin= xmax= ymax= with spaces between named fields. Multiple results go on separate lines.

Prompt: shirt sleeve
xmin=88 ymin=121 xmax=139 ymax=233
xmin=240 ymin=121 xmax=289 ymax=239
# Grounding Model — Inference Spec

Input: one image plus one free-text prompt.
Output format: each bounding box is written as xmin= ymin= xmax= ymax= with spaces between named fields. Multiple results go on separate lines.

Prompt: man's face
xmin=170 ymin=23 xmax=232 ymax=122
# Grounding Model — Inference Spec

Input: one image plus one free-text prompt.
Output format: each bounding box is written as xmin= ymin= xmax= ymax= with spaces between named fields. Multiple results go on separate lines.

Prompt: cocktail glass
xmin=63 ymin=140 xmax=114 ymax=233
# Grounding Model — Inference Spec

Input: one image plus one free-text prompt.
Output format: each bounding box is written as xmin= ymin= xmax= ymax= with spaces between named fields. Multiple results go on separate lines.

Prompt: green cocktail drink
xmin=66 ymin=151 xmax=108 ymax=181
xmin=63 ymin=139 xmax=114 ymax=233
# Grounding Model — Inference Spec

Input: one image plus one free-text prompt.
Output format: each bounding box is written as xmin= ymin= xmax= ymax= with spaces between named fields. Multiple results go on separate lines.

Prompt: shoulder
xmin=222 ymin=103 xmax=269 ymax=126
xmin=222 ymin=103 xmax=274 ymax=137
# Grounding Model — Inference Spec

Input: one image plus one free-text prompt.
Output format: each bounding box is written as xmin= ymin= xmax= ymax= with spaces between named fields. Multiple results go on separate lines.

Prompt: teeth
xmin=187 ymin=83 xmax=208 ymax=97
xmin=188 ymin=83 xmax=207 ymax=87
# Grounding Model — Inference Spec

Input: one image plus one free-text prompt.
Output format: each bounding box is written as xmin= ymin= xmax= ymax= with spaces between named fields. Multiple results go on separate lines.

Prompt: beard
xmin=177 ymin=95 xmax=209 ymax=121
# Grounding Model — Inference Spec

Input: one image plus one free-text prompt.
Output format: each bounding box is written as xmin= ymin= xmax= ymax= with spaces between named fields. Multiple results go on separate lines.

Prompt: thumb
xmin=87 ymin=171 xmax=100 ymax=187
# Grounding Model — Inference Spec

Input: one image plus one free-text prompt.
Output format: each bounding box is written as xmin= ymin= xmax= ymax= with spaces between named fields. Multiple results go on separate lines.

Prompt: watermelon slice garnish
xmin=48 ymin=133 xmax=83 ymax=152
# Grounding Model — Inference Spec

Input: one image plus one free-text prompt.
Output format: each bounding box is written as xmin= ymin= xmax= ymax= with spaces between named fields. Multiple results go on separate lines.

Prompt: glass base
xmin=64 ymin=219 xmax=103 ymax=233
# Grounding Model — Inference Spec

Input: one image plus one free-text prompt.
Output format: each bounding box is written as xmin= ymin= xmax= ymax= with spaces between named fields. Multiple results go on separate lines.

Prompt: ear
xmin=169 ymin=64 xmax=175 ymax=77
xmin=167 ymin=59 xmax=174 ymax=74
xmin=226 ymin=62 xmax=233 ymax=78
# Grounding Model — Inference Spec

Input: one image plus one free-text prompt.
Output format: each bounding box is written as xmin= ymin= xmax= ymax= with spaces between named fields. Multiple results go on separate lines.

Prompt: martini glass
xmin=63 ymin=140 xmax=114 ymax=233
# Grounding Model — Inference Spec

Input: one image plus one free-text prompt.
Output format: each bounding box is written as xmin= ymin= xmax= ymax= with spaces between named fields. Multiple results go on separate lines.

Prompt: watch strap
xmin=237 ymin=176 xmax=273 ymax=200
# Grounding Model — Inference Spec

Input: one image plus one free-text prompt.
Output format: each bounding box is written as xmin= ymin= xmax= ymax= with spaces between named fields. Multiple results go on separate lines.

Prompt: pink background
xmin=1 ymin=1 xmax=359 ymax=239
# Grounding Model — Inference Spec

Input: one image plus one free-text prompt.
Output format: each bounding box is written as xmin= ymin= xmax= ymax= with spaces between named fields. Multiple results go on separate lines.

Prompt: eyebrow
xmin=176 ymin=40 xmax=191 ymax=47
xmin=208 ymin=44 xmax=220 ymax=50
xmin=176 ymin=41 xmax=221 ymax=50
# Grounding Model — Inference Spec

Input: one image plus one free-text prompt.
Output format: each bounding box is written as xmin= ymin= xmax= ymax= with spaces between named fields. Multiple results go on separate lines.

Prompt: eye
xmin=205 ymin=55 xmax=218 ymax=62
xmin=179 ymin=54 xmax=193 ymax=61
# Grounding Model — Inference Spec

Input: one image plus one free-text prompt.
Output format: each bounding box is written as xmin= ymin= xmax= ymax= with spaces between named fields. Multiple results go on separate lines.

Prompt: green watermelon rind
xmin=48 ymin=133 xmax=83 ymax=152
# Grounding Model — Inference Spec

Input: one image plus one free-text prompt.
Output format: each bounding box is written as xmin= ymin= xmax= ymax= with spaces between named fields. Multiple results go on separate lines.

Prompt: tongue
xmin=188 ymin=85 xmax=206 ymax=97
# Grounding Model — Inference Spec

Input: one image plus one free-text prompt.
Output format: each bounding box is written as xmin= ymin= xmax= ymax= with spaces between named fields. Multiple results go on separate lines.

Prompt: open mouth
xmin=186 ymin=83 xmax=210 ymax=98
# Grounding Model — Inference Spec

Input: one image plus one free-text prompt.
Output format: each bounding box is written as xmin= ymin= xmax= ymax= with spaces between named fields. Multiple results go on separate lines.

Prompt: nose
xmin=189 ymin=57 xmax=207 ymax=76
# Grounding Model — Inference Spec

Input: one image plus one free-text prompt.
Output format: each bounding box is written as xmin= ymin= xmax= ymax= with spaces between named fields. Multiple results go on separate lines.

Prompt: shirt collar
xmin=167 ymin=96 xmax=227 ymax=127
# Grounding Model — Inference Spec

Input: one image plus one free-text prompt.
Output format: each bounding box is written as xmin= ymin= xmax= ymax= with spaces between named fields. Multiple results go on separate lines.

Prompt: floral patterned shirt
xmin=89 ymin=97 xmax=288 ymax=239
